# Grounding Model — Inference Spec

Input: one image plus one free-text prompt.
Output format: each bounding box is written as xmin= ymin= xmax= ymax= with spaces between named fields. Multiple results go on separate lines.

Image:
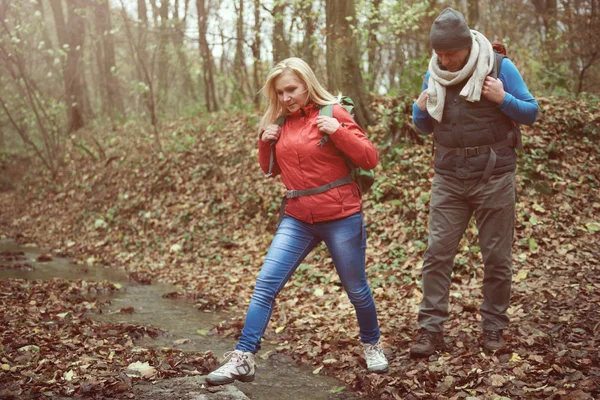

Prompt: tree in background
xmin=0 ymin=0 xmax=598 ymax=171
xmin=325 ymin=0 xmax=373 ymax=127
xmin=93 ymin=0 xmax=123 ymax=120
xmin=197 ymin=0 xmax=218 ymax=111
xmin=49 ymin=0 xmax=88 ymax=132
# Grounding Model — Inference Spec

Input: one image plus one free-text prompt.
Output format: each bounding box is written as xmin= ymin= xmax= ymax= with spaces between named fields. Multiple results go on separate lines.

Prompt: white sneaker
xmin=206 ymin=350 xmax=256 ymax=385
xmin=363 ymin=340 xmax=389 ymax=373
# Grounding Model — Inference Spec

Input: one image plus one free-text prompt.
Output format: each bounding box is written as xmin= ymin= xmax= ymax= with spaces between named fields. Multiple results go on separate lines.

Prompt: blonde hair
xmin=258 ymin=57 xmax=338 ymax=134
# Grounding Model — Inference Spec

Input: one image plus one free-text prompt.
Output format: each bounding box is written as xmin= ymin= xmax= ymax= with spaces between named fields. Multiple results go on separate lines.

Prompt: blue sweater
xmin=412 ymin=58 xmax=539 ymax=134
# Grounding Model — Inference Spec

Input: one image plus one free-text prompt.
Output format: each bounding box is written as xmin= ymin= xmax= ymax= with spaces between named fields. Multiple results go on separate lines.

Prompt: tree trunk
xmin=467 ymin=0 xmax=479 ymax=28
xmin=119 ymin=0 xmax=162 ymax=153
xmin=197 ymin=0 xmax=218 ymax=111
xmin=138 ymin=0 xmax=148 ymax=22
xmin=532 ymin=0 xmax=558 ymax=38
xmin=158 ymin=0 xmax=170 ymax=101
xmin=172 ymin=0 xmax=197 ymax=103
xmin=34 ymin=0 xmax=62 ymax=78
xmin=272 ymin=1 xmax=288 ymax=62
xmin=252 ymin=0 xmax=262 ymax=107
xmin=148 ymin=0 xmax=159 ymax=26
xmin=366 ymin=0 xmax=382 ymax=92
xmin=233 ymin=0 xmax=250 ymax=102
xmin=300 ymin=0 xmax=315 ymax=69
xmin=325 ymin=0 xmax=373 ymax=127
xmin=95 ymin=0 xmax=123 ymax=119
xmin=49 ymin=0 xmax=86 ymax=132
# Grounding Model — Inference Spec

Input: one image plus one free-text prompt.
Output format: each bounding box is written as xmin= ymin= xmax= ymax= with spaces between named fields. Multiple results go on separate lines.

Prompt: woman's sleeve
xmin=258 ymin=135 xmax=280 ymax=177
xmin=327 ymin=105 xmax=378 ymax=170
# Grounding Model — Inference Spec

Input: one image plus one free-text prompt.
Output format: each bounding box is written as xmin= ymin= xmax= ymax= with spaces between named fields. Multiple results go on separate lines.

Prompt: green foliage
xmin=385 ymin=1 xmax=432 ymax=40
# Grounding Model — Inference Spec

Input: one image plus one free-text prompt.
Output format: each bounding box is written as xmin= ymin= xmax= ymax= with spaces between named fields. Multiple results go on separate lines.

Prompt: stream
xmin=0 ymin=239 xmax=364 ymax=400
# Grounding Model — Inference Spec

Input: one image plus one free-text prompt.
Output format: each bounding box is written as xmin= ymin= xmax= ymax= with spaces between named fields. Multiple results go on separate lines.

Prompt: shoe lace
xmin=221 ymin=351 xmax=243 ymax=366
xmin=485 ymin=330 xmax=501 ymax=341
xmin=363 ymin=341 xmax=384 ymax=359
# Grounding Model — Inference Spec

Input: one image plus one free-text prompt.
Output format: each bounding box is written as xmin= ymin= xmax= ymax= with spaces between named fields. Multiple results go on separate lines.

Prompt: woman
xmin=206 ymin=57 xmax=387 ymax=386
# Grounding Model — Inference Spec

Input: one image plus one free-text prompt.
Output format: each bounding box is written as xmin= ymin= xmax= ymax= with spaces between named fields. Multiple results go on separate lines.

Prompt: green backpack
xmin=268 ymin=96 xmax=375 ymax=195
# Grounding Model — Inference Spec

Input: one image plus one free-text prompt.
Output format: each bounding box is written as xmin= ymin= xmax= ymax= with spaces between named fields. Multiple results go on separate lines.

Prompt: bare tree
xmin=157 ymin=0 xmax=170 ymax=100
xmin=251 ymin=0 xmax=263 ymax=107
xmin=197 ymin=0 xmax=219 ymax=111
xmin=49 ymin=0 xmax=87 ymax=132
xmin=233 ymin=0 xmax=252 ymax=102
xmin=119 ymin=0 xmax=163 ymax=152
xmin=172 ymin=0 xmax=197 ymax=103
xmin=0 ymin=16 xmax=62 ymax=176
xmin=94 ymin=0 xmax=123 ymax=120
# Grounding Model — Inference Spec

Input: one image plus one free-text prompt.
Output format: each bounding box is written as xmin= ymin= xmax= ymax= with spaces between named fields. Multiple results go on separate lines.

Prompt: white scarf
xmin=426 ymin=30 xmax=494 ymax=122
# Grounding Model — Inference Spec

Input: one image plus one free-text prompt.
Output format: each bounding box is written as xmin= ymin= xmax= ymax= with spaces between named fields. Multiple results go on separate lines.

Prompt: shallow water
xmin=0 ymin=239 xmax=363 ymax=400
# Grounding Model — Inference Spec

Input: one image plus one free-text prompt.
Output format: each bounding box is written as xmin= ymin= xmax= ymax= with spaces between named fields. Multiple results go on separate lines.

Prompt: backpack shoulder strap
xmin=320 ymin=104 xmax=334 ymax=118
xmin=492 ymin=52 xmax=506 ymax=79
xmin=267 ymin=114 xmax=286 ymax=177
xmin=274 ymin=114 xmax=286 ymax=126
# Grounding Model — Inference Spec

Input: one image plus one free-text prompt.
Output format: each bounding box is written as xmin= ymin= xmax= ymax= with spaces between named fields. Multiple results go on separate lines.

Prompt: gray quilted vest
xmin=432 ymin=54 xmax=520 ymax=181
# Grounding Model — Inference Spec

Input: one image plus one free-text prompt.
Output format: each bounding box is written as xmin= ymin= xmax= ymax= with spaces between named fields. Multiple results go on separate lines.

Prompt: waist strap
xmin=285 ymin=175 xmax=353 ymax=198
xmin=276 ymin=175 xmax=354 ymax=228
xmin=436 ymin=137 xmax=515 ymax=183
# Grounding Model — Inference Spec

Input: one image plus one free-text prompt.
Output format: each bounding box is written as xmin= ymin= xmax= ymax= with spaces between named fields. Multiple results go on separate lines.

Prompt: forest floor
xmin=0 ymin=96 xmax=599 ymax=399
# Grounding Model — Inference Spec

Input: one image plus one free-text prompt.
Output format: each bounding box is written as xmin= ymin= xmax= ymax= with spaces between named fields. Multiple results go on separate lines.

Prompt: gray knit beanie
xmin=430 ymin=8 xmax=472 ymax=51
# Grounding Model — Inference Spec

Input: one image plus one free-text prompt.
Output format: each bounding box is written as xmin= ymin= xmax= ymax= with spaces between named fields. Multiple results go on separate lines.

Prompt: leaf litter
xmin=0 ymin=96 xmax=598 ymax=399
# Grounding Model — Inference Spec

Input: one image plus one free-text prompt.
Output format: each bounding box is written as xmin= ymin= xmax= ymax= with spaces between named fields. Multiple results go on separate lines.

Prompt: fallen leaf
xmin=125 ymin=361 xmax=157 ymax=379
xmin=491 ymin=374 xmax=506 ymax=387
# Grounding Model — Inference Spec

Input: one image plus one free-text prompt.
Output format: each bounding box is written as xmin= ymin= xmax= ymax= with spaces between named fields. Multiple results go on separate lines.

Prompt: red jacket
xmin=258 ymin=103 xmax=378 ymax=224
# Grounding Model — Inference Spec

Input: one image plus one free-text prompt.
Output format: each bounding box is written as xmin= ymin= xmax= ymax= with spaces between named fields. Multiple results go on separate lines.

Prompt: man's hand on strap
xmin=482 ymin=76 xmax=506 ymax=105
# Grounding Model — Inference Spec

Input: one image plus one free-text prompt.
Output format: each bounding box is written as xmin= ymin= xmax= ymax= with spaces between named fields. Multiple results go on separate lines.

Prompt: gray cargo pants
xmin=418 ymin=171 xmax=516 ymax=332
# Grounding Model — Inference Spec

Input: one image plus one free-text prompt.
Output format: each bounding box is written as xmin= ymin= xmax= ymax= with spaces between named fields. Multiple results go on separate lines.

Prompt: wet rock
xmin=130 ymin=376 xmax=250 ymax=400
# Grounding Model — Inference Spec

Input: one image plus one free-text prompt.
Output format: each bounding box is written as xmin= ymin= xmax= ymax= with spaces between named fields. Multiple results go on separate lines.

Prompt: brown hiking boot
xmin=482 ymin=329 xmax=505 ymax=351
xmin=409 ymin=329 xmax=444 ymax=358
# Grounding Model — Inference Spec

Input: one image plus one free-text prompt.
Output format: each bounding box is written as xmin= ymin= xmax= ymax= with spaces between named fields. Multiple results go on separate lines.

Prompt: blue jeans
xmin=236 ymin=213 xmax=381 ymax=353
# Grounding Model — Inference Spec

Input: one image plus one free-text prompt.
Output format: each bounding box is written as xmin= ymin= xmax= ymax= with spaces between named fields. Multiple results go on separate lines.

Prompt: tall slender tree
xmin=300 ymin=0 xmax=316 ymax=69
xmin=49 ymin=0 xmax=87 ymax=132
xmin=172 ymin=0 xmax=197 ymax=103
xmin=197 ymin=0 xmax=218 ymax=111
xmin=94 ymin=0 xmax=123 ymax=119
xmin=366 ymin=0 xmax=382 ymax=92
xmin=272 ymin=1 xmax=289 ymax=62
xmin=251 ymin=0 xmax=263 ymax=107
xmin=325 ymin=0 xmax=373 ymax=127
xmin=157 ymin=0 xmax=170 ymax=100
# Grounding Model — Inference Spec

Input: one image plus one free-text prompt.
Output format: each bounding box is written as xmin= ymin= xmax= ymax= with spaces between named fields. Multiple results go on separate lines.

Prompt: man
xmin=411 ymin=8 xmax=538 ymax=357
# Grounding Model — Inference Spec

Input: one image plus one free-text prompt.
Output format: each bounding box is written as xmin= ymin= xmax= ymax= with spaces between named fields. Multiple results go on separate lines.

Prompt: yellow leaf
xmin=314 ymin=288 xmax=324 ymax=297
xmin=510 ymin=353 xmax=522 ymax=363
xmin=275 ymin=326 xmax=285 ymax=334
xmin=259 ymin=350 xmax=274 ymax=360
xmin=1 ymin=364 xmax=10 ymax=371
xmin=514 ymin=271 xmax=528 ymax=283
xmin=313 ymin=365 xmax=324 ymax=374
